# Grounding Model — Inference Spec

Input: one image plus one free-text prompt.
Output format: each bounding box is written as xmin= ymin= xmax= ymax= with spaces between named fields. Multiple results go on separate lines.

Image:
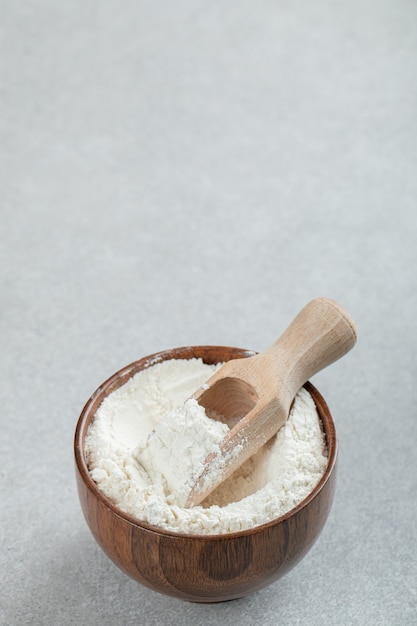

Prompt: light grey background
xmin=1 ymin=1 xmax=416 ymax=624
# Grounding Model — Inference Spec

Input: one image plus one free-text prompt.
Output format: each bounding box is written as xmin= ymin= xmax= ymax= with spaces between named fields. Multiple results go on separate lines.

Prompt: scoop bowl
xmin=74 ymin=345 xmax=338 ymax=603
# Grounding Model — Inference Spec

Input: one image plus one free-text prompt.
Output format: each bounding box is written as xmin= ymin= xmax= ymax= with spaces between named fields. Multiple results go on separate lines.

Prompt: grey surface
xmin=1 ymin=1 xmax=416 ymax=624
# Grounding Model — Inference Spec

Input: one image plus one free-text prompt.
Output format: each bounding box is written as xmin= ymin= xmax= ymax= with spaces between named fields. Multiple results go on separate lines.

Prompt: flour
xmin=134 ymin=398 xmax=230 ymax=507
xmin=85 ymin=358 xmax=328 ymax=535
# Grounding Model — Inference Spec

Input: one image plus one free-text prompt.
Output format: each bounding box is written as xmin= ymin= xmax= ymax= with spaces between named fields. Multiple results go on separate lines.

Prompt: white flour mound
xmin=134 ymin=398 xmax=230 ymax=507
xmin=85 ymin=358 xmax=328 ymax=535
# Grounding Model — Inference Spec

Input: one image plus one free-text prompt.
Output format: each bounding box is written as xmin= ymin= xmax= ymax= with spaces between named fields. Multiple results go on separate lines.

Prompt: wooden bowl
xmin=74 ymin=346 xmax=337 ymax=603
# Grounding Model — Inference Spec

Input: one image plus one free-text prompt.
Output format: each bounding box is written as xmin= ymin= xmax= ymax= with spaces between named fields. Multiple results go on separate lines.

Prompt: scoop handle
xmin=266 ymin=297 xmax=357 ymax=400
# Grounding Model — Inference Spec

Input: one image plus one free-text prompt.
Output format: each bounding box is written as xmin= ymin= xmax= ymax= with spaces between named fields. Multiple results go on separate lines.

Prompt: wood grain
xmin=74 ymin=346 xmax=337 ymax=603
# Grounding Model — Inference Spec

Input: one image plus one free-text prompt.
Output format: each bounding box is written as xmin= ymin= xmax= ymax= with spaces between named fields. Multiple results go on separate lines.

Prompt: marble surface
xmin=1 ymin=1 xmax=417 ymax=624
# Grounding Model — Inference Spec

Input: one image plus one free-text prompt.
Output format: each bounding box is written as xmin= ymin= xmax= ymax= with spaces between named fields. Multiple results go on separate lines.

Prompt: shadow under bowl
xmin=74 ymin=345 xmax=337 ymax=603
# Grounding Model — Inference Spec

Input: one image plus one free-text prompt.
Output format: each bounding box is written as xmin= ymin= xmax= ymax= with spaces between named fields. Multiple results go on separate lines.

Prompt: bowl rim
xmin=74 ymin=345 xmax=337 ymax=540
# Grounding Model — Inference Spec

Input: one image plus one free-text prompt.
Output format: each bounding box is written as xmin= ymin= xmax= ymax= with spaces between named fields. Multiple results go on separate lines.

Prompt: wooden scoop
xmin=186 ymin=297 xmax=357 ymax=507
